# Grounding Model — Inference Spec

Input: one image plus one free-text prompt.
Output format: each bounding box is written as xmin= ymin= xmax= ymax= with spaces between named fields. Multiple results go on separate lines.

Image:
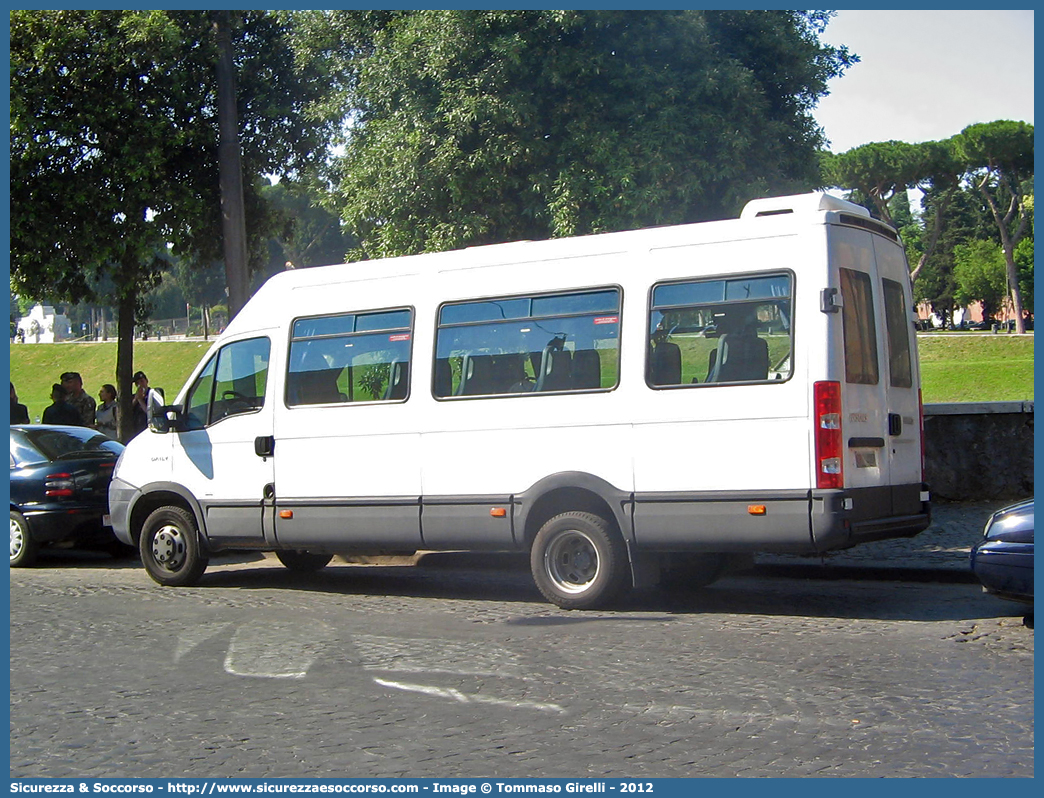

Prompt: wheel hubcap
xmin=545 ymin=530 xmax=598 ymax=594
xmin=10 ymin=518 xmax=24 ymax=559
xmin=151 ymin=524 xmax=187 ymax=570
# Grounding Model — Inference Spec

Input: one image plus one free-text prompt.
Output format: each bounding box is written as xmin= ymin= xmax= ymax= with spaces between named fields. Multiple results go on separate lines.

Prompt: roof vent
xmin=740 ymin=192 xmax=871 ymax=220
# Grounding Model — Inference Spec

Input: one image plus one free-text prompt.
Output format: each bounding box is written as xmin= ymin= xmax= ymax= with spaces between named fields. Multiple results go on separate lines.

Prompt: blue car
xmin=970 ymin=499 xmax=1034 ymax=605
xmin=10 ymin=425 xmax=125 ymax=567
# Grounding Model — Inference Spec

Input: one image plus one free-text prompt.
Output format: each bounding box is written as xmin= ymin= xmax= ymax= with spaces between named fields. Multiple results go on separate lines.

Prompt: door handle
xmin=254 ymin=435 xmax=275 ymax=457
xmin=888 ymin=413 xmax=902 ymax=436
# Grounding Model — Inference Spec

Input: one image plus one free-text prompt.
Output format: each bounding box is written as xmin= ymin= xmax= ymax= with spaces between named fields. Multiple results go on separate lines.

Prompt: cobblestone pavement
xmin=9 ymin=501 xmax=1033 ymax=779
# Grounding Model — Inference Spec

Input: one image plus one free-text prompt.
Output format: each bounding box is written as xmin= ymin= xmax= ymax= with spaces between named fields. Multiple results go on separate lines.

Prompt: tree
xmin=823 ymin=141 xmax=926 ymax=226
xmin=11 ymin=11 xmax=338 ymax=439
xmin=912 ymin=183 xmax=987 ymax=327
xmin=953 ymin=239 xmax=1008 ymax=322
xmin=956 ymin=121 xmax=1034 ymax=332
xmin=260 ymin=182 xmax=355 ymax=276
xmin=310 ymin=10 xmax=856 ymax=259
xmin=824 ymin=138 xmax=963 ymax=282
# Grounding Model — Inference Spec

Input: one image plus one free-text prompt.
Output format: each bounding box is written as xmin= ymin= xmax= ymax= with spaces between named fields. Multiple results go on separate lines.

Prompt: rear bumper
xmin=22 ymin=506 xmax=113 ymax=546
xmin=811 ymin=483 xmax=931 ymax=552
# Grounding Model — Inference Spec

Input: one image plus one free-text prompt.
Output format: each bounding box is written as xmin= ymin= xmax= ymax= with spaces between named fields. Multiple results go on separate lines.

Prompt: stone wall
xmin=923 ymin=402 xmax=1034 ymax=501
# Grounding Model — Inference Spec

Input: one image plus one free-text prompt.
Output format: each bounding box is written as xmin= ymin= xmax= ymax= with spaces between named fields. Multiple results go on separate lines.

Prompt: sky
xmin=813 ymin=9 xmax=1035 ymax=153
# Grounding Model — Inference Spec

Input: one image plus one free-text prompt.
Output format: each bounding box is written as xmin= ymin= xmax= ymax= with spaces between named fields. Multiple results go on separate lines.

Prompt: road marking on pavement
xmin=373 ymin=678 xmax=565 ymax=714
xmin=174 ymin=621 xmax=232 ymax=663
xmin=224 ymin=618 xmax=332 ymax=679
xmin=354 ymin=634 xmax=526 ymax=678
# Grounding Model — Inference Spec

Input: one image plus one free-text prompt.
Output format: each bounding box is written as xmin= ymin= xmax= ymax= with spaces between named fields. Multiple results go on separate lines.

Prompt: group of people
xmin=10 ymin=370 xmax=153 ymax=441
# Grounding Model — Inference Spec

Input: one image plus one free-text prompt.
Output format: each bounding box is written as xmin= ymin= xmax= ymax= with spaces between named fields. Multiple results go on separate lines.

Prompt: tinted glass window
xmin=840 ymin=268 xmax=879 ymax=385
xmin=288 ymin=309 xmax=413 ymax=405
xmin=184 ymin=357 xmax=217 ymax=430
xmin=648 ymin=273 xmax=793 ymax=387
xmin=439 ymin=298 xmax=530 ymax=325
xmin=435 ymin=289 xmax=621 ymax=398
xmin=14 ymin=427 xmax=123 ymax=462
xmin=883 ymin=278 xmax=913 ymax=389
xmin=184 ymin=338 xmax=270 ymax=427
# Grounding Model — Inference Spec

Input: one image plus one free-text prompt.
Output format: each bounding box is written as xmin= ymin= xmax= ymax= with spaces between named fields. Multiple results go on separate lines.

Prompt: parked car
xmin=970 ymin=499 xmax=1034 ymax=605
xmin=10 ymin=425 xmax=125 ymax=566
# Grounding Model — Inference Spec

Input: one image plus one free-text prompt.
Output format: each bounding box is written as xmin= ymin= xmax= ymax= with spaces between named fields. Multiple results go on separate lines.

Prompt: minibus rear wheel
xmin=139 ymin=506 xmax=209 ymax=586
xmin=275 ymin=550 xmax=333 ymax=572
xmin=531 ymin=511 xmax=628 ymax=609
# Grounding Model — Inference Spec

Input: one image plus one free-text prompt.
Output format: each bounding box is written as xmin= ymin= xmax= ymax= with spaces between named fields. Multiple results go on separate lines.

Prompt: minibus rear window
xmin=883 ymin=278 xmax=913 ymax=389
xmin=648 ymin=272 xmax=793 ymax=387
xmin=839 ymin=268 xmax=879 ymax=385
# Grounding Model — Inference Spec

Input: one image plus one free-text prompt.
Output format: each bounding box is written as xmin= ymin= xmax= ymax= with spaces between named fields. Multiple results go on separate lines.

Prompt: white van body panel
xmin=111 ymin=192 xmax=929 ymax=587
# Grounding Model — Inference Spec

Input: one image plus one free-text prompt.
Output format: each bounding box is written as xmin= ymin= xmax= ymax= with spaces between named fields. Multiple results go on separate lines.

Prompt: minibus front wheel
xmin=531 ymin=511 xmax=629 ymax=610
xmin=139 ymin=505 xmax=209 ymax=587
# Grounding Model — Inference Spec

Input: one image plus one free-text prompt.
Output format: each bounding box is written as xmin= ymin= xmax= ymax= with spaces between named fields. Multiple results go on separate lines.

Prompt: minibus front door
xmin=176 ymin=335 xmax=275 ymax=549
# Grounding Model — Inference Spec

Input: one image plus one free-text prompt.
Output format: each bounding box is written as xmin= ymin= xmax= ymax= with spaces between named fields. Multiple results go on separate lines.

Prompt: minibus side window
xmin=287 ymin=309 xmax=413 ymax=406
xmin=647 ymin=273 xmax=792 ymax=387
xmin=839 ymin=268 xmax=879 ymax=385
xmin=882 ymin=278 xmax=913 ymax=389
xmin=184 ymin=337 xmax=270 ymax=428
xmin=434 ymin=288 xmax=621 ymax=398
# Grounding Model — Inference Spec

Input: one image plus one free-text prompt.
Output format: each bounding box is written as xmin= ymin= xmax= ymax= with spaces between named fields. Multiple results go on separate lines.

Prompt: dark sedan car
xmin=10 ymin=425 xmax=125 ymax=566
xmin=970 ymin=498 xmax=1034 ymax=605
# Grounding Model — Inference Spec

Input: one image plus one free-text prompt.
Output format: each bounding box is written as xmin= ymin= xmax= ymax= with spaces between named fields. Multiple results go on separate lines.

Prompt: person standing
xmin=42 ymin=384 xmax=81 ymax=426
xmin=95 ymin=383 xmax=119 ymax=437
xmin=10 ymin=382 xmax=30 ymax=425
xmin=130 ymin=371 xmax=151 ymax=437
xmin=61 ymin=371 xmax=96 ymax=427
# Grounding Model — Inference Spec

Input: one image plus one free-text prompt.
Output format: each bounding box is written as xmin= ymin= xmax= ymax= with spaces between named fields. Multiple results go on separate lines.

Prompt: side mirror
xmin=146 ymin=388 xmax=178 ymax=433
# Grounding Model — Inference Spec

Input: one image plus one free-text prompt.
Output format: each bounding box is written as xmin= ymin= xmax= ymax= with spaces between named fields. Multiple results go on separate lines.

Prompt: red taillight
xmin=814 ymin=381 xmax=843 ymax=490
xmin=45 ymin=472 xmax=75 ymax=497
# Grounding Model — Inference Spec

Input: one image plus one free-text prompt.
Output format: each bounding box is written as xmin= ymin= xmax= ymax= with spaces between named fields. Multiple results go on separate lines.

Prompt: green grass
xmin=917 ymin=334 xmax=1034 ymax=403
xmin=8 ymin=333 xmax=1033 ymax=419
xmin=9 ymin=340 xmax=214 ymax=422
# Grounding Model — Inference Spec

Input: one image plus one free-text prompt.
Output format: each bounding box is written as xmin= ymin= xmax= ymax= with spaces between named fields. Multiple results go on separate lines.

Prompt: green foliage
xmin=1014 ymin=236 xmax=1034 ymax=311
xmin=11 ymin=10 xmax=344 ymax=434
xmin=953 ymin=239 xmax=1007 ymax=317
xmin=316 ymin=10 xmax=856 ymax=258
xmin=956 ymin=121 xmax=1033 ymax=331
xmin=259 ymin=182 xmax=355 ymax=279
xmin=824 ymin=138 xmax=962 ymax=225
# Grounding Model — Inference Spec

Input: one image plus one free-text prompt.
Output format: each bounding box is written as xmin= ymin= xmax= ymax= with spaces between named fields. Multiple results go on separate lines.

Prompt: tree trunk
xmin=215 ymin=12 xmax=250 ymax=321
xmin=115 ymin=288 xmax=137 ymax=443
xmin=977 ymin=177 xmax=1027 ymax=334
xmin=1002 ymin=246 xmax=1026 ymax=333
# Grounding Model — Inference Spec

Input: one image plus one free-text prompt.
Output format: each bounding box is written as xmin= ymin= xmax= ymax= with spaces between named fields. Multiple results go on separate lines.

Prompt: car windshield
xmin=17 ymin=428 xmax=124 ymax=461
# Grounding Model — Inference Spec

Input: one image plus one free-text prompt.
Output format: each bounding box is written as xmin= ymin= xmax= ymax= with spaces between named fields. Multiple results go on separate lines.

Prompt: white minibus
xmin=110 ymin=192 xmax=930 ymax=608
